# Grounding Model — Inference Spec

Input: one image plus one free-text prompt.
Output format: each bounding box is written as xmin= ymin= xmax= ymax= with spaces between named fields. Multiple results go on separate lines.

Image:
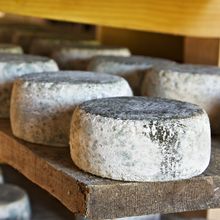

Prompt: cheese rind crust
xmin=0 ymin=44 xmax=23 ymax=54
xmin=142 ymin=64 xmax=220 ymax=134
xmin=70 ymin=97 xmax=211 ymax=181
xmin=88 ymin=55 xmax=175 ymax=95
xmin=51 ymin=46 xmax=131 ymax=70
xmin=0 ymin=184 xmax=31 ymax=220
xmin=11 ymin=71 xmax=133 ymax=147
xmin=0 ymin=54 xmax=58 ymax=118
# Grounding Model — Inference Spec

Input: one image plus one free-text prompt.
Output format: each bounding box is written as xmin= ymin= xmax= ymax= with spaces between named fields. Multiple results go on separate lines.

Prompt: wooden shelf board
xmin=0 ymin=119 xmax=220 ymax=219
xmin=1 ymin=0 xmax=220 ymax=37
xmin=2 ymin=165 xmax=76 ymax=220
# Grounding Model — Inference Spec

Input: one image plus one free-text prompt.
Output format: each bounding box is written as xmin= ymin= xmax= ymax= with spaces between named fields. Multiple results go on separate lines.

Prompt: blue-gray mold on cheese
xmin=0 ymin=184 xmax=31 ymax=219
xmin=80 ymin=97 xmax=203 ymax=120
xmin=20 ymin=71 xmax=120 ymax=84
xmin=51 ymin=45 xmax=131 ymax=70
xmin=10 ymin=71 xmax=133 ymax=147
xmin=88 ymin=55 xmax=175 ymax=69
xmin=0 ymin=44 xmax=23 ymax=54
xmin=88 ymin=55 xmax=175 ymax=95
xmin=29 ymin=38 xmax=100 ymax=56
xmin=0 ymin=54 xmax=58 ymax=118
xmin=142 ymin=63 xmax=220 ymax=134
xmin=70 ymin=97 xmax=211 ymax=182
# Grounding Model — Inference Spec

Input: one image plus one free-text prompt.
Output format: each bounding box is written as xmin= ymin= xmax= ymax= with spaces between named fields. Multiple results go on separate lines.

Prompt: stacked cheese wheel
xmin=51 ymin=45 xmax=131 ymax=70
xmin=88 ymin=55 xmax=175 ymax=95
xmin=0 ymin=54 xmax=58 ymax=118
xmin=12 ymin=30 xmax=58 ymax=53
xmin=29 ymin=38 xmax=100 ymax=56
xmin=70 ymin=97 xmax=210 ymax=181
xmin=142 ymin=63 xmax=220 ymax=134
xmin=11 ymin=71 xmax=132 ymax=146
xmin=0 ymin=184 xmax=31 ymax=219
xmin=0 ymin=44 xmax=23 ymax=54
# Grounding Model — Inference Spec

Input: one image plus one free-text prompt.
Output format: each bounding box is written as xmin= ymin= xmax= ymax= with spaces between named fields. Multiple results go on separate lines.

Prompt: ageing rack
xmin=0 ymin=1 xmax=220 ymax=219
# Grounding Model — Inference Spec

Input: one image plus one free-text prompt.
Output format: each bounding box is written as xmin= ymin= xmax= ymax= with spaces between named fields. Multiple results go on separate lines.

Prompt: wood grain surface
xmin=2 ymin=165 xmax=76 ymax=220
xmin=184 ymin=37 xmax=220 ymax=66
xmin=0 ymin=0 xmax=220 ymax=37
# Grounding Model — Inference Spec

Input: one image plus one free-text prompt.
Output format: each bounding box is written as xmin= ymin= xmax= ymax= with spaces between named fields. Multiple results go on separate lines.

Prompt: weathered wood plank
xmin=2 ymin=165 xmax=76 ymax=220
xmin=0 ymin=120 xmax=86 ymax=216
xmin=0 ymin=119 xmax=220 ymax=219
xmin=1 ymin=0 xmax=220 ymax=37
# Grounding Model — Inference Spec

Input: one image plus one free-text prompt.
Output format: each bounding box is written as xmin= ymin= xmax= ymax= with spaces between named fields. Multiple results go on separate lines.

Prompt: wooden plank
xmin=97 ymin=26 xmax=183 ymax=62
xmin=2 ymin=165 xmax=76 ymax=220
xmin=184 ymin=37 xmax=220 ymax=66
xmin=0 ymin=119 xmax=86 ymax=217
xmin=1 ymin=0 xmax=220 ymax=37
xmin=1 ymin=119 xmax=220 ymax=219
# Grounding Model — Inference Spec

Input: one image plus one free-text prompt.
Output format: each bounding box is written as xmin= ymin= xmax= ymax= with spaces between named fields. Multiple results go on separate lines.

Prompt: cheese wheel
xmin=0 ymin=24 xmax=43 ymax=44
xmin=11 ymin=71 xmax=133 ymax=147
xmin=0 ymin=44 xmax=23 ymax=54
xmin=0 ymin=54 xmax=58 ymax=118
xmin=142 ymin=63 xmax=220 ymax=134
xmin=0 ymin=184 xmax=31 ymax=219
xmin=70 ymin=97 xmax=211 ymax=182
xmin=12 ymin=30 xmax=52 ymax=53
xmin=88 ymin=55 xmax=175 ymax=95
xmin=30 ymin=38 xmax=100 ymax=56
xmin=88 ymin=55 xmax=175 ymax=70
xmin=51 ymin=45 xmax=131 ymax=70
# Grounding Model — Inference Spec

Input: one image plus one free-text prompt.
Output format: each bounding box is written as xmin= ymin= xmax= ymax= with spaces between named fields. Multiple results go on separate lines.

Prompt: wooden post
xmin=97 ymin=26 xmax=183 ymax=62
xmin=184 ymin=37 xmax=220 ymax=66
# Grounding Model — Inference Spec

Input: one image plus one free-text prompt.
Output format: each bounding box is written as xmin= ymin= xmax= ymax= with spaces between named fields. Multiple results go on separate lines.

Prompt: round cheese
xmin=0 ymin=54 xmax=58 ymax=118
xmin=142 ymin=63 xmax=220 ymax=134
xmin=0 ymin=24 xmax=43 ymax=44
xmin=70 ymin=97 xmax=211 ymax=182
xmin=12 ymin=30 xmax=52 ymax=53
xmin=30 ymin=38 xmax=100 ymax=56
xmin=0 ymin=184 xmax=31 ymax=219
xmin=51 ymin=45 xmax=131 ymax=70
xmin=88 ymin=55 xmax=175 ymax=95
xmin=0 ymin=44 xmax=23 ymax=54
xmin=11 ymin=71 xmax=133 ymax=147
